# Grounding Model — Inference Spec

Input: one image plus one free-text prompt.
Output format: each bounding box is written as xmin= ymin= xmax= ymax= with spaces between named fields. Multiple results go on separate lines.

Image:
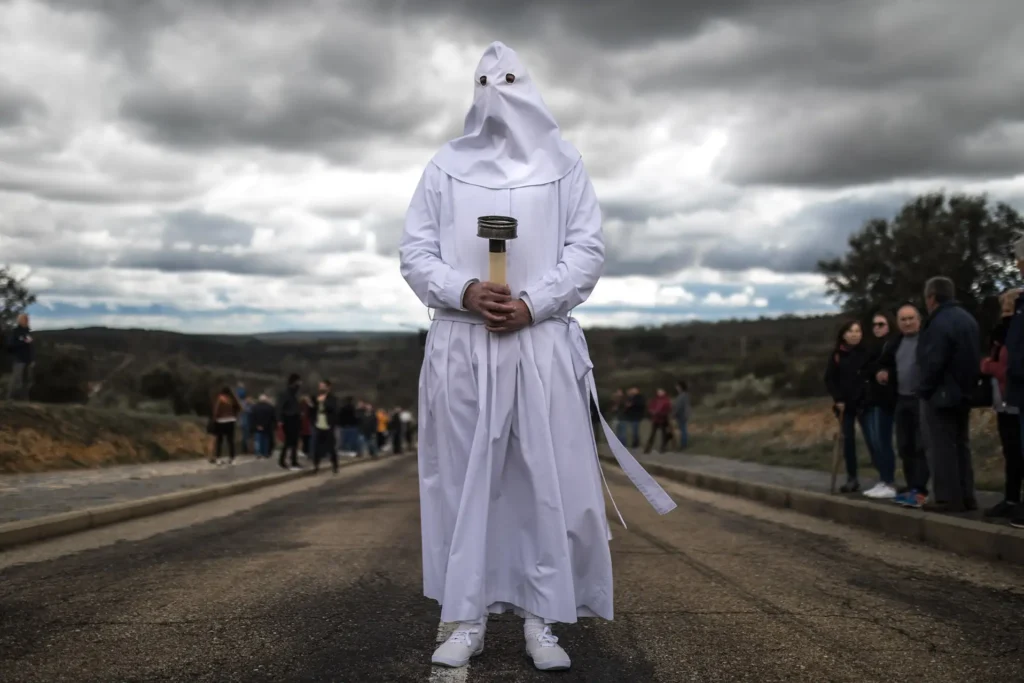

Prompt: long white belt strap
xmin=567 ymin=318 xmax=677 ymax=523
xmin=594 ymin=426 xmax=627 ymax=529
xmin=588 ymin=373 xmax=678 ymax=517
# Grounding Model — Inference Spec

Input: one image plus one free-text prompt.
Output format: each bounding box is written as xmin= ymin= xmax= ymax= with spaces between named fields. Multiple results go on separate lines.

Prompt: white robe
xmin=399 ymin=158 xmax=674 ymax=625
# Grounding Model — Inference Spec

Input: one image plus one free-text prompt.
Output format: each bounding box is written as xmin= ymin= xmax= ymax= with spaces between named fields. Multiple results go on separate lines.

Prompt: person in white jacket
xmin=399 ymin=41 xmax=675 ymax=672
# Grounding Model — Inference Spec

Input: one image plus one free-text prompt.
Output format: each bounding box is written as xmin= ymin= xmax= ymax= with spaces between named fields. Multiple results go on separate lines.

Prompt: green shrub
xmin=31 ymin=349 xmax=91 ymax=403
xmin=777 ymin=362 xmax=824 ymax=399
xmin=702 ymin=375 xmax=773 ymax=409
xmin=733 ymin=352 xmax=789 ymax=380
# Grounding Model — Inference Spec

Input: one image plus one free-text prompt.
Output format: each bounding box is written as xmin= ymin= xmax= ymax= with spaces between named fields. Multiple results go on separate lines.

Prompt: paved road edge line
xmin=600 ymin=453 xmax=1024 ymax=565
xmin=0 ymin=458 xmax=381 ymax=551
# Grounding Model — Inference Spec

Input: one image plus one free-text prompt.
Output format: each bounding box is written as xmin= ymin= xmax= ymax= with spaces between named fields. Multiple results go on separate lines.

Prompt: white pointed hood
xmin=431 ymin=41 xmax=581 ymax=189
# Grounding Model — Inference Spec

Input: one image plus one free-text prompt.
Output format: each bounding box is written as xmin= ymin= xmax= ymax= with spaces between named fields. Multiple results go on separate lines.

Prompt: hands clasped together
xmin=463 ymin=282 xmax=532 ymax=334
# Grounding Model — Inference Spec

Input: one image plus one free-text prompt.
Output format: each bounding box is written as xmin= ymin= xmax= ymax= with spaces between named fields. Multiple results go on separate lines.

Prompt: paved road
xmin=0 ymin=454 xmax=355 ymax=524
xmin=0 ymin=456 xmax=286 ymax=523
xmin=1 ymin=455 xmax=1022 ymax=682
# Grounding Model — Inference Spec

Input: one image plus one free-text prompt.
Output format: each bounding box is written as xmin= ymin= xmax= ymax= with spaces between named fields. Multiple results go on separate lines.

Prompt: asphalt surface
xmin=1 ymin=454 xmax=1022 ymax=682
xmin=0 ymin=456 xmax=279 ymax=523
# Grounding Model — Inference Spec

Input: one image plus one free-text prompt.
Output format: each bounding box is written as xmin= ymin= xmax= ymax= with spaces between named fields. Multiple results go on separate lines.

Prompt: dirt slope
xmin=0 ymin=403 xmax=208 ymax=473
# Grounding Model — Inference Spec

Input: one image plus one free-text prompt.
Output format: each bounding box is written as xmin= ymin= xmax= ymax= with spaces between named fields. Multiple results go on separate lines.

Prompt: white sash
xmin=567 ymin=318 xmax=678 ymax=527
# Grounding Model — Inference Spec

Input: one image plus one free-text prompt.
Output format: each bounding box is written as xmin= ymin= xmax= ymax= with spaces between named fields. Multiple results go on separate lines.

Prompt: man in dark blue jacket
xmin=6 ymin=313 xmax=34 ymax=401
xmin=1003 ymin=238 xmax=1024 ymax=528
xmin=917 ymin=277 xmax=981 ymax=513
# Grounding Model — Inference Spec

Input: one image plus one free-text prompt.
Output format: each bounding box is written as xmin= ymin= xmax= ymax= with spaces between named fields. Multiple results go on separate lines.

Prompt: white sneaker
xmin=432 ymin=625 xmax=485 ymax=668
xmin=525 ymin=625 xmax=571 ymax=671
xmin=866 ymin=483 xmax=897 ymax=499
xmin=862 ymin=483 xmax=883 ymax=498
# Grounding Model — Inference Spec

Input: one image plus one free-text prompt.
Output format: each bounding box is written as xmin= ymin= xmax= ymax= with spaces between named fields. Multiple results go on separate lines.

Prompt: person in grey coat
xmin=916 ymin=277 xmax=981 ymax=513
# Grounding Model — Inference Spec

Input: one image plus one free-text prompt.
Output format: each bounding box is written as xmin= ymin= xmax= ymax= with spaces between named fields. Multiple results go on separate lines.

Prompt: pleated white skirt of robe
xmin=418 ymin=314 xmax=613 ymax=624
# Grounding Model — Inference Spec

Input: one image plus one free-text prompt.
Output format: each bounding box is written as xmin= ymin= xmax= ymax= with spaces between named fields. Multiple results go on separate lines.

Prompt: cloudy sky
xmin=2 ymin=0 xmax=1022 ymax=333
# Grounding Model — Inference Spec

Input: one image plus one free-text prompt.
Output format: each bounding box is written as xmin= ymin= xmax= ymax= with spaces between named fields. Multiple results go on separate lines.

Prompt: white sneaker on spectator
xmin=432 ymin=624 xmax=485 ymax=668
xmin=862 ymin=483 xmax=883 ymax=497
xmin=525 ymin=624 xmax=571 ymax=671
xmin=865 ymin=483 xmax=897 ymax=499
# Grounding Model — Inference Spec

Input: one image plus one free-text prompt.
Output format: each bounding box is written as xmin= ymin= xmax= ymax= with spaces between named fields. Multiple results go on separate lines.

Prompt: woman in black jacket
xmin=861 ymin=311 xmax=898 ymax=499
xmin=824 ymin=320 xmax=871 ymax=493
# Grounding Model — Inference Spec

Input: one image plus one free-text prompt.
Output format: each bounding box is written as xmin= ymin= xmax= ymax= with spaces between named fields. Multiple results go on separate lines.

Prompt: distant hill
xmin=246 ymin=330 xmax=413 ymax=344
xmin=27 ymin=314 xmax=843 ymax=412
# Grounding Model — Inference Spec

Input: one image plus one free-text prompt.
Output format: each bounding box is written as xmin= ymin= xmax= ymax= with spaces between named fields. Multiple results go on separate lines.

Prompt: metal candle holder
xmin=477 ymin=215 xmax=518 ymax=286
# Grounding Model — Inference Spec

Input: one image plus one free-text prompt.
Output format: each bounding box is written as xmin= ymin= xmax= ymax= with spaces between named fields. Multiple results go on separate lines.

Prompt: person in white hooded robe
xmin=399 ymin=41 xmax=676 ymax=672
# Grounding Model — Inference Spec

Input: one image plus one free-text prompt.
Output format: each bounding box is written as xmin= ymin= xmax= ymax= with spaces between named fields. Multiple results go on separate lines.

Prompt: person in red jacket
xmin=644 ymin=388 xmax=673 ymax=454
xmin=981 ymin=289 xmax=1024 ymax=519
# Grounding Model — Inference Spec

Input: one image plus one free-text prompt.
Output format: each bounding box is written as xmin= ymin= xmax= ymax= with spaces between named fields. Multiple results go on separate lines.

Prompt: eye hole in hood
xmin=505 ymin=73 xmax=515 ymax=83
xmin=479 ymin=75 xmax=487 ymax=85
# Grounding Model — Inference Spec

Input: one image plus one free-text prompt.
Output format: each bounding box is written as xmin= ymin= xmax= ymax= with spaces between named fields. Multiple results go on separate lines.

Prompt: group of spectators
xmin=825 ymin=268 xmax=1024 ymax=530
xmin=607 ymin=381 xmax=692 ymax=454
xmin=206 ymin=374 xmax=415 ymax=473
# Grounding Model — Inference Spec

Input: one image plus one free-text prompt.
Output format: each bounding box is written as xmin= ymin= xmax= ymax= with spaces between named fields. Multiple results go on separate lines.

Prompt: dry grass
xmin=0 ymin=402 xmax=209 ymax=473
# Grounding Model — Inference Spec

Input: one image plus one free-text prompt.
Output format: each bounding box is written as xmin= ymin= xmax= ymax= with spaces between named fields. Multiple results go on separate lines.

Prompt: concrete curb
xmin=0 ymin=457 xmax=378 ymax=551
xmin=602 ymin=454 xmax=1024 ymax=565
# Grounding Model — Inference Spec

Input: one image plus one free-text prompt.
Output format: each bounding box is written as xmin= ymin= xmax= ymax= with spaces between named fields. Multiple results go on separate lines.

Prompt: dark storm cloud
xmin=722 ymin=109 xmax=1024 ymax=187
xmin=163 ymin=211 xmax=254 ymax=248
xmin=602 ymin=251 xmax=697 ymax=278
xmin=0 ymin=81 xmax=45 ymax=127
xmin=598 ymin=192 xmax=915 ymax=277
xmin=600 ymin=196 xmax=741 ymax=224
xmin=0 ymin=237 xmax=303 ymax=277
xmin=112 ymin=249 xmax=307 ymax=277
xmin=15 ymin=0 xmax=1024 ymax=302
xmin=374 ymin=0 xmax=1024 ymax=188
xmin=119 ymin=80 xmax=424 ymax=159
xmin=39 ymin=0 xmax=1024 ymax=187
xmin=793 ymin=194 xmax=911 ymax=240
xmin=362 ymin=0 xmax=816 ymax=47
xmin=601 ymin=201 xmax=677 ymax=224
xmin=701 ymin=242 xmax=827 ymax=275
xmin=701 ymin=193 xmax=912 ymax=273
xmin=620 ymin=1 xmax=1024 ymax=186
xmin=0 ymin=243 xmax=111 ymax=270
xmin=47 ymin=0 xmax=799 ymax=46
xmin=0 ymin=173 xmax=191 ymax=205
xmin=36 ymin=0 xmax=430 ymax=158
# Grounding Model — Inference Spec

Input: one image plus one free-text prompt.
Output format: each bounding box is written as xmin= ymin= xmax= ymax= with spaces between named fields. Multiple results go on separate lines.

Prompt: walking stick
xmin=829 ymin=407 xmax=843 ymax=494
